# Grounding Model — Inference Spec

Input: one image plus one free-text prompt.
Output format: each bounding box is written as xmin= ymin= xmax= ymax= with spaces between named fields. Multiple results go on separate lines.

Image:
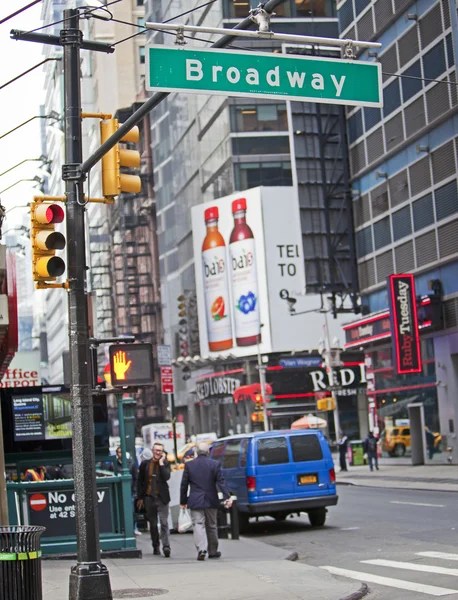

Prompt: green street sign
xmin=146 ymin=46 xmax=382 ymax=108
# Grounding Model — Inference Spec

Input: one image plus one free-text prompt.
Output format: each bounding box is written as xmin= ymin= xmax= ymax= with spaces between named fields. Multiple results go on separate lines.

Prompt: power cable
xmin=382 ymin=71 xmax=458 ymax=87
xmin=0 ymin=0 xmax=42 ymax=25
xmin=109 ymin=0 xmax=218 ymax=46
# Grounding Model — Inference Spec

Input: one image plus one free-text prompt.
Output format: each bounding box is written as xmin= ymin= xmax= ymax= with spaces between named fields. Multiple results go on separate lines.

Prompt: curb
xmin=285 ymin=551 xmax=298 ymax=561
xmin=339 ymin=583 xmax=369 ymax=600
xmin=336 ymin=481 xmax=458 ymax=493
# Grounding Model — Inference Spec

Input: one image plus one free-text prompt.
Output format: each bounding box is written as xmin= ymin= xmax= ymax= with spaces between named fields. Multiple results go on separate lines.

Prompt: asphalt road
xmin=247 ymin=485 xmax=458 ymax=599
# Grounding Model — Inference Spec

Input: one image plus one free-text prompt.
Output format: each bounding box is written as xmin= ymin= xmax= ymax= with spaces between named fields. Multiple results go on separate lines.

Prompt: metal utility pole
xmin=62 ymin=9 xmax=111 ymax=600
xmin=256 ymin=333 xmax=269 ymax=432
xmin=322 ymin=310 xmax=341 ymax=442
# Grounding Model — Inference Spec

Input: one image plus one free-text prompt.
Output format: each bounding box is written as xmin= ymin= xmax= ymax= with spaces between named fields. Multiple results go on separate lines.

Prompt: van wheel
xmin=394 ymin=443 xmax=406 ymax=457
xmin=308 ymin=508 xmax=326 ymax=527
xmin=274 ymin=514 xmax=287 ymax=522
xmin=238 ymin=512 xmax=250 ymax=533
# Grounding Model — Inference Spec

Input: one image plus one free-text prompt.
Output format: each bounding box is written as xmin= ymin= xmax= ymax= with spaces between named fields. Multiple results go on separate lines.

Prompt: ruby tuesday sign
xmin=388 ymin=274 xmax=422 ymax=374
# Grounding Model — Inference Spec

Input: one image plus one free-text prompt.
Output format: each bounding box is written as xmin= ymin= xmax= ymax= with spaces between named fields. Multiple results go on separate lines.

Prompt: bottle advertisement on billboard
xmin=191 ymin=186 xmax=306 ymax=358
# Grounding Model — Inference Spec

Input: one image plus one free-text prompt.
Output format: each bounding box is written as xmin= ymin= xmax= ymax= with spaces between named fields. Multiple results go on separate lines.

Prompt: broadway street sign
xmin=146 ymin=46 xmax=382 ymax=108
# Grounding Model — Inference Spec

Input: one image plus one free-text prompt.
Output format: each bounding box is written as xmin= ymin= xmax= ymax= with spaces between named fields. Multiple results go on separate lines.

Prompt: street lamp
xmin=0 ymin=155 xmax=51 ymax=179
xmin=0 ymin=175 xmax=43 ymax=195
xmin=0 ymin=111 xmax=60 ymax=141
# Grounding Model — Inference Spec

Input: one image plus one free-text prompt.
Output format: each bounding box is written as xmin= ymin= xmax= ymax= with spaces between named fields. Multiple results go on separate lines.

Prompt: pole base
xmin=69 ymin=561 xmax=112 ymax=600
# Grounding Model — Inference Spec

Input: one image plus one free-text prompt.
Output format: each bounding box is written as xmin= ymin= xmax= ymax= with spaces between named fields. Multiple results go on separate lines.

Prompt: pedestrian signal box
xmin=109 ymin=343 xmax=154 ymax=387
xmin=316 ymin=397 xmax=336 ymax=411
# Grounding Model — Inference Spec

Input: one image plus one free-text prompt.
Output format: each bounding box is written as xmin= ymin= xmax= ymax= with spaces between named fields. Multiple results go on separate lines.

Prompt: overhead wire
xmin=0 ymin=0 xmax=43 ymax=26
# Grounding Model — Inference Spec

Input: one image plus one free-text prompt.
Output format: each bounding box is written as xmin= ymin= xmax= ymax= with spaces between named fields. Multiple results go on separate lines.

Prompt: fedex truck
xmin=141 ymin=422 xmax=186 ymax=455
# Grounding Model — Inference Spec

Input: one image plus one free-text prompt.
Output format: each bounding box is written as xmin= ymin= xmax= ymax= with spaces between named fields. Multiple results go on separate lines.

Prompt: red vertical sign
xmin=388 ymin=274 xmax=422 ymax=374
xmin=161 ymin=366 xmax=174 ymax=394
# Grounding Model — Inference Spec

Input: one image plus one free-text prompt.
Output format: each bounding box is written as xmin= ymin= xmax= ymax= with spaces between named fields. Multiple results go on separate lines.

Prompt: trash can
xmin=350 ymin=440 xmax=367 ymax=466
xmin=0 ymin=525 xmax=46 ymax=600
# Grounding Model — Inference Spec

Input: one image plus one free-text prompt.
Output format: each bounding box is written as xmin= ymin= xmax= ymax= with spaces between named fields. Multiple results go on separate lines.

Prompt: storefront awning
xmin=233 ymin=383 xmax=273 ymax=404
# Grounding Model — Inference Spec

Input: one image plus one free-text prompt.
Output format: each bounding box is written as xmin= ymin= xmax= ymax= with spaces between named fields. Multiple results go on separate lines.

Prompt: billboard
xmin=191 ymin=187 xmax=305 ymax=358
xmin=388 ymin=274 xmax=422 ymax=374
xmin=0 ymin=351 xmax=41 ymax=388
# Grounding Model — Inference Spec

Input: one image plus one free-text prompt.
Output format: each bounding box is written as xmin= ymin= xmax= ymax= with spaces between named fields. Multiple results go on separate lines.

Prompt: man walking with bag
xmin=137 ymin=442 xmax=171 ymax=557
xmin=180 ymin=442 xmax=232 ymax=561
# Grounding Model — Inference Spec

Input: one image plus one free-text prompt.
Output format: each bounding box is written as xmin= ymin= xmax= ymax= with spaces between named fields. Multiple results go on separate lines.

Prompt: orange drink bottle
xmin=229 ymin=198 xmax=260 ymax=346
xmin=202 ymin=207 xmax=233 ymax=352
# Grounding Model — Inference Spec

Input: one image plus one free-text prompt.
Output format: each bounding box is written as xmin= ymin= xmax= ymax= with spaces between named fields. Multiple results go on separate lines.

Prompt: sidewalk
xmin=42 ymin=533 xmax=366 ymax=600
xmin=335 ymin=460 xmax=458 ymax=492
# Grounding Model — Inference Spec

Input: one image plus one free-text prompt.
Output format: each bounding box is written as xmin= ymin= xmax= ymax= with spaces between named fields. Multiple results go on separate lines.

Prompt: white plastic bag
xmin=178 ymin=508 xmax=193 ymax=533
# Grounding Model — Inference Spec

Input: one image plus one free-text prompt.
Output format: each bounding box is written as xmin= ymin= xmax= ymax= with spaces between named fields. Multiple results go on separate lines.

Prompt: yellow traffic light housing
xmin=31 ymin=199 xmax=66 ymax=285
xmin=316 ymin=397 xmax=336 ymax=411
xmin=100 ymin=118 xmax=141 ymax=199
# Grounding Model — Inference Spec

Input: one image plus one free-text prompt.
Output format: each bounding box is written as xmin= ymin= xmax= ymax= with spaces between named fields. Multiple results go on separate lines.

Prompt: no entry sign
xmin=29 ymin=493 xmax=47 ymax=511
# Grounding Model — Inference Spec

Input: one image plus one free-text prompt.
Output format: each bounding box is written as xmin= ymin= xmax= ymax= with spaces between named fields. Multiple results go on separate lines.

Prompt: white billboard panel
xmin=191 ymin=186 xmax=305 ymax=358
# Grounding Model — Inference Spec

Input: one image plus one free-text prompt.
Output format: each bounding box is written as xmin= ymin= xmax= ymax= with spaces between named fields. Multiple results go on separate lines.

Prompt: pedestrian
xmin=338 ymin=430 xmax=348 ymax=472
xmin=180 ymin=441 xmax=232 ymax=561
xmin=137 ymin=442 xmax=171 ymax=557
xmin=363 ymin=431 xmax=379 ymax=471
xmin=109 ymin=446 xmax=141 ymax=536
xmin=24 ymin=466 xmax=47 ymax=482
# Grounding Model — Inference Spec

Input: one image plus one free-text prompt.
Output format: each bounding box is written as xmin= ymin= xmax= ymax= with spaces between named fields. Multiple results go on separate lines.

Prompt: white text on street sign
xmin=157 ymin=344 xmax=172 ymax=366
xmin=161 ymin=366 xmax=174 ymax=394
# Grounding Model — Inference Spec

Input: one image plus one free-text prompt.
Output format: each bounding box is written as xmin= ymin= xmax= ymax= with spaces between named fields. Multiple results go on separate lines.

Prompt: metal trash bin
xmin=0 ymin=526 xmax=46 ymax=600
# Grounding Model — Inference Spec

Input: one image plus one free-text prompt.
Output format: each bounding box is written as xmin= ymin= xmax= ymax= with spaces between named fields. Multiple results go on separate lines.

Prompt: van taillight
xmin=329 ymin=468 xmax=336 ymax=483
xmin=246 ymin=476 xmax=256 ymax=492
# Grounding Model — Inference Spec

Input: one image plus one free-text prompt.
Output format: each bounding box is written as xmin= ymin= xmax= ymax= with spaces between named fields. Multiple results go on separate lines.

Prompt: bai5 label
xmin=229 ymin=198 xmax=260 ymax=346
xmin=202 ymin=206 xmax=233 ymax=351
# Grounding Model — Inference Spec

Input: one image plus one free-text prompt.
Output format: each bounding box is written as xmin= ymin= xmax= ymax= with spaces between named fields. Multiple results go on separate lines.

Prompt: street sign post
xmin=146 ymin=46 xmax=382 ymax=108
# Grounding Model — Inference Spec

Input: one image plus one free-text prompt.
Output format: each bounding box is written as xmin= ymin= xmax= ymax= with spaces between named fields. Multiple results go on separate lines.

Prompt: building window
xmin=136 ymin=0 xmax=144 ymax=5
xmin=423 ymin=41 xmax=446 ymax=81
xmin=295 ymin=0 xmax=334 ymax=17
xmin=392 ymin=206 xmax=412 ymax=241
xmin=412 ymin=193 xmax=434 ymax=231
xmin=383 ymin=79 xmax=401 ymax=117
xmin=139 ymin=46 xmax=145 ymax=64
xmin=435 ymin=180 xmax=458 ymax=221
xmin=402 ymin=61 xmax=422 ymax=102
xmin=364 ymin=106 xmax=382 ymax=131
xmin=373 ymin=217 xmax=392 ymax=250
xmin=230 ymin=104 xmax=288 ymax=132
xmin=338 ymin=0 xmax=354 ymax=31
xmin=234 ymin=161 xmax=292 ymax=189
xmin=232 ymin=135 xmax=290 ymax=155
xmin=348 ymin=110 xmax=363 ymax=143
xmin=356 ymin=226 xmax=373 ymax=257
xmin=137 ymin=17 xmax=145 ymax=28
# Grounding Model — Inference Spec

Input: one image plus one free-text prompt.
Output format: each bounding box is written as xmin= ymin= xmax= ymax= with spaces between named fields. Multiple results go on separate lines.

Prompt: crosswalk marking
xmin=363 ymin=558 xmax=458 ymax=577
xmin=320 ymin=566 xmax=458 ymax=596
xmin=417 ymin=551 xmax=458 ymax=562
xmin=390 ymin=501 xmax=446 ymax=508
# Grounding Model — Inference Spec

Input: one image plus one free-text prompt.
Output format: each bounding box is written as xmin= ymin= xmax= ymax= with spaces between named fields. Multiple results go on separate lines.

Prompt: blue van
xmin=210 ymin=430 xmax=337 ymax=529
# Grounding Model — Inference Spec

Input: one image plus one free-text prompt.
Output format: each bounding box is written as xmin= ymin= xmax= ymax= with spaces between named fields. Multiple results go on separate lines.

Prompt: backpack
xmin=367 ymin=436 xmax=377 ymax=453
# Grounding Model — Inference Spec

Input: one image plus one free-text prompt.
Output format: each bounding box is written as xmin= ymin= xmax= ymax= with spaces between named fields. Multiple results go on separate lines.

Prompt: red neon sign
xmin=388 ymin=274 xmax=422 ymax=374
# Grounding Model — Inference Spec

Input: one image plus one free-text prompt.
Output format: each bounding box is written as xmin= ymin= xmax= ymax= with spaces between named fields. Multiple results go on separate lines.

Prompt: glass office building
xmin=339 ymin=0 xmax=458 ymax=463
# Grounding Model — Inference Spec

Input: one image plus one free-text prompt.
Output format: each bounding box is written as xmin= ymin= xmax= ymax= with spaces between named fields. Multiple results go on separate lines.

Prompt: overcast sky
xmin=0 ymin=3 xmax=45 ymax=232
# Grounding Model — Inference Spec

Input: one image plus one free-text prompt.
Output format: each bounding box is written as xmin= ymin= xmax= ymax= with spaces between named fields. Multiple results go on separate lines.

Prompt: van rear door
xmin=290 ymin=434 xmax=333 ymax=496
xmin=253 ymin=435 xmax=293 ymax=502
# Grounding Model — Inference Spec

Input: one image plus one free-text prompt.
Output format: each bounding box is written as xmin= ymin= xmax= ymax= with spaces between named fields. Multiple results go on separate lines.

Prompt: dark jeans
xmin=339 ymin=451 xmax=347 ymax=471
xmin=368 ymin=451 xmax=378 ymax=470
xmin=145 ymin=496 xmax=170 ymax=550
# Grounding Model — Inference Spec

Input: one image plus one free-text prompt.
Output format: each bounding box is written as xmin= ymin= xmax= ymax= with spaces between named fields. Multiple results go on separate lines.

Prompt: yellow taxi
xmin=382 ymin=427 xmax=441 ymax=457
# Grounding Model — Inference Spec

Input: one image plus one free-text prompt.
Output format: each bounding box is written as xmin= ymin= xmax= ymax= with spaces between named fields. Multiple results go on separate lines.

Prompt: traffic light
xmin=100 ymin=118 xmax=141 ymax=199
xmin=30 ymin=199 xmax=66 ymax=284
xmin=254 ymin=394 xmax=262 ymax=411
xmin=316 ymin=397 xmax=336 ymax=411
xmin=251 ymin=411 xmax=264 ymax=423
xmin=177 ymin=294 xmax=189 ymax=357
xmin=182 ymin=365 xmax=191 ymax=381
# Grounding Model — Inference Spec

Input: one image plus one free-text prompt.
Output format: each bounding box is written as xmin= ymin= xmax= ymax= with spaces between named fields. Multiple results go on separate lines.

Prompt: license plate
xmin=299 ymin=474 xmax=317 ymax=485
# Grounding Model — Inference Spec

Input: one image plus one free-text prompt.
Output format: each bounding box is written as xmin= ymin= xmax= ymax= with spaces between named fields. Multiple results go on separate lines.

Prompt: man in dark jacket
xmin=363 ymin=431 xmax=379 ymax=471
xmin=137 ymin=442 xmax=171 ymax=557
xmin=180 ymin=442 xmax=231 ymax=561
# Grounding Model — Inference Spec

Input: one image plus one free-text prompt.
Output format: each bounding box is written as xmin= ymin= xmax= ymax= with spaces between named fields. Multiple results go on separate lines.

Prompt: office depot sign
xmin=0 ymin=351 xmax=41 ymax=388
